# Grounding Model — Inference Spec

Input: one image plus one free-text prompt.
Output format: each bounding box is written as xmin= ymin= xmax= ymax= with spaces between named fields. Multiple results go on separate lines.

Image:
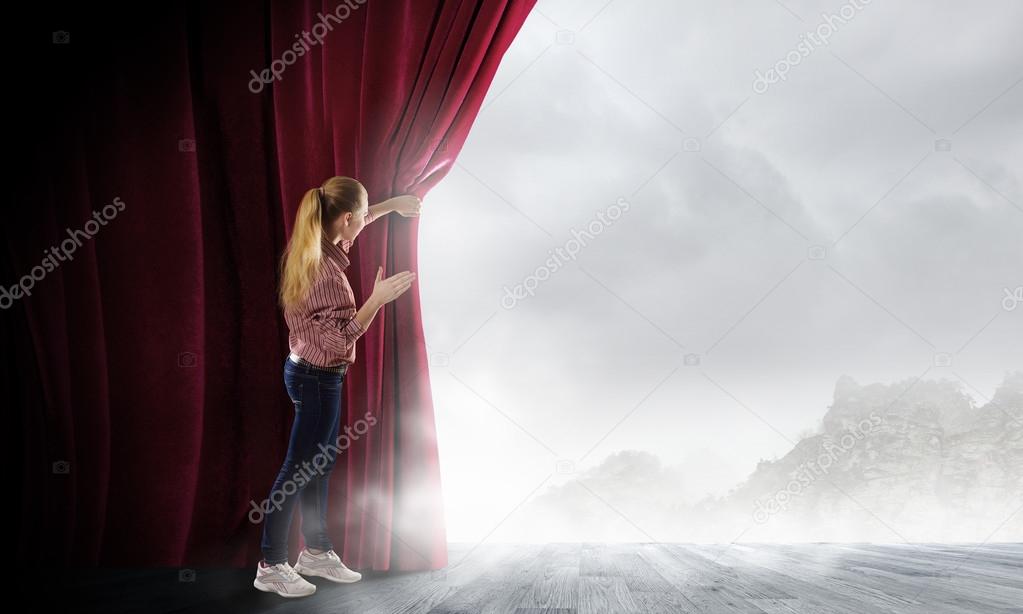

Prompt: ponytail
xmin=279 ymin=177 xmax=366 ymax=309
xmin=279 ymin=188 xmax=324 ymax=309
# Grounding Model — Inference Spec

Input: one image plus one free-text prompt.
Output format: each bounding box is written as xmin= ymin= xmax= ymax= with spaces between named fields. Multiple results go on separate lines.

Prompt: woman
xmin=254 ymin=176 xmax=420 ymax=598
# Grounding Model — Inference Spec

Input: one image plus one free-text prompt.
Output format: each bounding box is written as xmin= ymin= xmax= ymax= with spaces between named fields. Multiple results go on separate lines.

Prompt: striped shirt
xmin=284 ymin=236 xmax=367 ymax=367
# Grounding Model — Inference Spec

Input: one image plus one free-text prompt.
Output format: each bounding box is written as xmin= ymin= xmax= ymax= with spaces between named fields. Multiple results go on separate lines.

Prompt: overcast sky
xmin=416 ymin=0 xmax=1023 ymax=542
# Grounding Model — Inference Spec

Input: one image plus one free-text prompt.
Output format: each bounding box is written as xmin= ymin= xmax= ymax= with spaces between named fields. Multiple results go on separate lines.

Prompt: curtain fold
xmin=7 ymin=0 xmax=536 ymax=570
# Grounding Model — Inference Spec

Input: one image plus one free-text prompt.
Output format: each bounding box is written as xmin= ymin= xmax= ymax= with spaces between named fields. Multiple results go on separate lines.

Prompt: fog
xmin=418 ymin=0 xmax=1023 ymax=543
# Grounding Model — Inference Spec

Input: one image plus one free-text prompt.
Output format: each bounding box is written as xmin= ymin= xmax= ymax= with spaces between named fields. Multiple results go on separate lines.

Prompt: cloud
xmin=424 ymin=0 xmax=1023 ymax=542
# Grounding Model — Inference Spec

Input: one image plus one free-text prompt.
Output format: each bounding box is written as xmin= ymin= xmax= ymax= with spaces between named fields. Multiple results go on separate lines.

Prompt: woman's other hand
xmin=370 ymin=266 xmax=416 ymax=305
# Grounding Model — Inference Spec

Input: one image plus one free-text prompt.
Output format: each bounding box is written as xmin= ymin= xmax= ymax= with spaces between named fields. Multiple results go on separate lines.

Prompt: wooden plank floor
xmin=35 ymin=543 xmax=1023 ymax=613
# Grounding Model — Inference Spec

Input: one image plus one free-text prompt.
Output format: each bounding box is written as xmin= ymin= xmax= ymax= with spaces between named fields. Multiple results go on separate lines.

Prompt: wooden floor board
xmin=35 ymin=543 xmax=1023 ymax=613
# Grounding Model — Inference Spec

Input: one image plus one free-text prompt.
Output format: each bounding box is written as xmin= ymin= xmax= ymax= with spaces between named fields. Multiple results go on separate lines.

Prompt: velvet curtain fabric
xmin=6 ymin=0 xmax=535 ymax=570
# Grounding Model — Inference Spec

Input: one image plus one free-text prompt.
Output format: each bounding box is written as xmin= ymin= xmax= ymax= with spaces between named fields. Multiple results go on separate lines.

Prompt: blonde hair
xmin=279 ymin=176 xmax=366 ymax=309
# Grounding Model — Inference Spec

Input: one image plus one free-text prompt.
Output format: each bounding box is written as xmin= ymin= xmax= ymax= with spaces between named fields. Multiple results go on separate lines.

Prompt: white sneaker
xmin=294 ymin=548 xmax=362 ymax=583
xmin=253 ymin=559 xmax=317 ymax=597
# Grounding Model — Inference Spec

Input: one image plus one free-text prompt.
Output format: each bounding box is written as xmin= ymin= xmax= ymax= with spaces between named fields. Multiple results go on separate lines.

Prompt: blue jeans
xmin=260 ymin=356 xmax=345 ymax=564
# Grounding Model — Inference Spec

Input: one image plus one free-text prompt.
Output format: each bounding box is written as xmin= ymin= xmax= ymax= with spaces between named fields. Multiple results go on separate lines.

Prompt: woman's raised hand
xmin=392 ymin=195 xmax=422 ymax=217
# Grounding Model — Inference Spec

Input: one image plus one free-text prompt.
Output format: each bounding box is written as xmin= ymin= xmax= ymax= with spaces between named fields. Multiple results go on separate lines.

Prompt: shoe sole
xmin=294 ymin=563 xmax=362 ymax=583
xmin=253 ymin=578 xmax=316 ymax=597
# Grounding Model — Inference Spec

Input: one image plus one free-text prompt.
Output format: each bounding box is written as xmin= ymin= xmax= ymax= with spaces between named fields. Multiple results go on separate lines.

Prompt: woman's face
xmin=330 ymin=194 xmax=370 ymax=243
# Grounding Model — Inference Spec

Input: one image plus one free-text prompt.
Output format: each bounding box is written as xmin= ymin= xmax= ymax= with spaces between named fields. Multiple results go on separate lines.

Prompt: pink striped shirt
xmin=284 ymin=236 xmax=367 ymax=367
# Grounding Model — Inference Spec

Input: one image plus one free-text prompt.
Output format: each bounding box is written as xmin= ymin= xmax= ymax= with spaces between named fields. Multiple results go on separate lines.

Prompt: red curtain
xmin=6 ymin=0 xmax=535 ymax=570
